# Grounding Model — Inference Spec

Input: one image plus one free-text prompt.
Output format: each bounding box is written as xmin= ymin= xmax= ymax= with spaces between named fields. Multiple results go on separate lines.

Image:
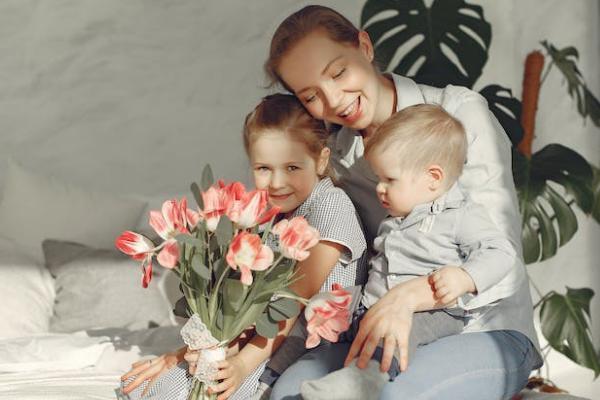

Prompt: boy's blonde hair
xmin=243 ymin=93 xmax=331 ymax=178
xmin=365 ymin=104 xmax=467 ymax=187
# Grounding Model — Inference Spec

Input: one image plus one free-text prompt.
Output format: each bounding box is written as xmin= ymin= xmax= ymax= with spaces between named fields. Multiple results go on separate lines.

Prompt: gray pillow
xmin=43 ymin=239 xmax=174 ymax=333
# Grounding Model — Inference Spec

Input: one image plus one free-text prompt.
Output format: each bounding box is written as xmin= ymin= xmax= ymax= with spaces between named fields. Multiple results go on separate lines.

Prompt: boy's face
xmin=368 ymin=148 xmax=436 ymax=218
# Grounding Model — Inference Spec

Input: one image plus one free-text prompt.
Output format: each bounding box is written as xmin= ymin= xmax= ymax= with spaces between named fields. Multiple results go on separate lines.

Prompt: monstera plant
xmin=361 ymin=0 xmax=600 ymax=380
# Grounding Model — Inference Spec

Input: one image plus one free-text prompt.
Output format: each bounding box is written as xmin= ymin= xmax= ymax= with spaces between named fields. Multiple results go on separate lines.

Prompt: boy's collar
xmin=384 ymin=183 xmax=465 ymax=228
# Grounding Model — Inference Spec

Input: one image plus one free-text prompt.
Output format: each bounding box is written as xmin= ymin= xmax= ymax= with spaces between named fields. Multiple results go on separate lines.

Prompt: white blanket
xmin=0 ymin=326 xmax=183 ymax=400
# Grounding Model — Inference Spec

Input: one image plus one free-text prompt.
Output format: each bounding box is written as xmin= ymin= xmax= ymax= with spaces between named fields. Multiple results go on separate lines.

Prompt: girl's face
xmin=277 ymin=30 xmax=383 ymax=131
xmin=250 ymin=131 xmax=329 ymax=213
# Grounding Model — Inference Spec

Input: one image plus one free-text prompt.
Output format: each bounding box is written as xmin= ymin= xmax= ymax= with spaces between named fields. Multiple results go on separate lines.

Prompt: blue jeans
xmin=271 ymin=330 xmax=540 ymax=400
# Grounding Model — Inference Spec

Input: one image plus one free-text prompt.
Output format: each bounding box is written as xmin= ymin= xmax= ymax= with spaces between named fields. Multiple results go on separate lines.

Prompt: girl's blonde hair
xmin=243 ymin=94 xmax=331 ymax=178
xmin=265 ymin=5 xmax=360 ymax=91
xmin=365 ymin=104 xmax=468 ymax=188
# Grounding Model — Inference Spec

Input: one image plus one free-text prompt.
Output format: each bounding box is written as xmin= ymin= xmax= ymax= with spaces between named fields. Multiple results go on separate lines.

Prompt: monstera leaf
xmin=540 ymin=288 xmax=600 ymax=377
xmin=361 ymin=0 xmax=490 ymax=88
xmin=593 ymin=165 xmax=600 ymax=224
xmin=513 ymin=144 xmax=594 ymax=264
xmin=542 ymin=41 xmax=600 ymax=127
xmin=479 ymin=84 xmax=524 ymax=146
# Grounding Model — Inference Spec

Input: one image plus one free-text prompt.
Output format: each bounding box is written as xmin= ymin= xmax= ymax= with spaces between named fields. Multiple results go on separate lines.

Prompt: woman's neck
xmin=361 ymin=73 xmax=397 ymax=139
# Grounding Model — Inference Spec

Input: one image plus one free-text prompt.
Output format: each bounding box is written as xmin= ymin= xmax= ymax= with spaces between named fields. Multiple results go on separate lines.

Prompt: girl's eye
xmin=256 ymin=166 xmax=269 ymax=172
xmin=287 ymin=166 xmax=300 ymax=172
xmin=333 ymin=68 xmax=346 ymax=79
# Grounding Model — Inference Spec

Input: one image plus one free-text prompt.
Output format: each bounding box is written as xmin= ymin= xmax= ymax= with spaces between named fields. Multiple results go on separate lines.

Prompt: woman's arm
xmin=345 ymin=275 xmax=446 ymax=373
xmin=207 ymin=240 xmax=345 ymax=399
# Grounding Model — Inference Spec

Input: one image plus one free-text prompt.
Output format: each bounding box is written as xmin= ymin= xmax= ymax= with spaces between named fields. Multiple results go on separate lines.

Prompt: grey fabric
xmin=43 ymin=239 xmax=173 ymax=332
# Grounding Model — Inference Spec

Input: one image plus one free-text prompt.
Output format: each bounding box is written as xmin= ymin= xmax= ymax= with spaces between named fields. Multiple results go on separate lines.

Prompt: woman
xmin=265 ymin=5 xmax=542 ymax=399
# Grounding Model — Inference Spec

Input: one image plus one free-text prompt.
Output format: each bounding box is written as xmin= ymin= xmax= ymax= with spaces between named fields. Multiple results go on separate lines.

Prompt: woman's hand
xmin=345 ymin=285 xmax=416 ymax=373
xmin=121 ymin=346 xmax=186 ymax=396
xmin=207 ymin=355 xmax=251 ymax=400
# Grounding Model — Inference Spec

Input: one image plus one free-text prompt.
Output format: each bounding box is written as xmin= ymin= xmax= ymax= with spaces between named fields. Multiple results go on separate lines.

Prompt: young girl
xmin=264 ymin=5 xmax=542 ymax=400
xmin=120 ymin=93 xmax=368 ymax=400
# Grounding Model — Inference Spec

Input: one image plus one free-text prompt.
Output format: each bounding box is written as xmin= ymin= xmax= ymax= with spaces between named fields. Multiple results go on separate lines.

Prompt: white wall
xmin=0 ymin=0 xmax=598 ymax=396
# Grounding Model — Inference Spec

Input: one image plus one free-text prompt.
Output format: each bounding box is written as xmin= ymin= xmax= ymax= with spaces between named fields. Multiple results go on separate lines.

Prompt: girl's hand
xmin=429 ymin=266 xmax=476 ymax=305
xmin=345 ymin=286 xmax=415 ymax=373
xmin=121 ymin=347 xmax=186 ymax=396
xmin=207 ymin=355 xmax=250 ymax=400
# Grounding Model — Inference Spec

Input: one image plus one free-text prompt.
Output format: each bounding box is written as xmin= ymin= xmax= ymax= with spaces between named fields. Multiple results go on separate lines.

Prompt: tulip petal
xmin=157 ymin=241 xmax=179 ymax=269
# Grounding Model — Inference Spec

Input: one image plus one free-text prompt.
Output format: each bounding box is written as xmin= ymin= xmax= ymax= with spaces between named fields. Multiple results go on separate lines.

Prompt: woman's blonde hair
xmin=265 ymin=5 xmax=360 ymax=91
xmin=243 ymin=93 xmax=331 ymax=178
xmin=365 ymin=104 xmax=468 ymax=187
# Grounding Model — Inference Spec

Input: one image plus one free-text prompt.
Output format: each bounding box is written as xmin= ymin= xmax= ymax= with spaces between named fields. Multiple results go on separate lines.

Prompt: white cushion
xmin=0 ymin=237 xmax=55 ymax=338
xmin=0 ymin=160 xmax=147 ymax=262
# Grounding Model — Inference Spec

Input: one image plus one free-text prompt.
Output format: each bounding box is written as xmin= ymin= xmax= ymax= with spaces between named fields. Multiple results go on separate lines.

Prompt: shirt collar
xmin=391 ymin=74 xmax=425 ymax=111
xmin=384 ymin=183 xmax=466 ymax=228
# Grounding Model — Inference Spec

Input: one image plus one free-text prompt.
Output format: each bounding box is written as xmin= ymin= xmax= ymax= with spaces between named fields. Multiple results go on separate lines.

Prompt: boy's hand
xmin=429 ymin=266 xmax=476 ymax=306
xmin=207 ymin=355 xmax=250 ymax=400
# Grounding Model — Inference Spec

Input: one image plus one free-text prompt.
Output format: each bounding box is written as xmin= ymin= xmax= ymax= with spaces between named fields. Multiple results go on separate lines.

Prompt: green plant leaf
xmin=267 ymin=297 xmax=301 ymax=322
xmin=479 ymin=85 xmax=523 ymax=146
xmin=361 ymin=0 xmax=491 ymax=88
xmin=255 ymin=311 xmax=280 ymax=338
xmin=592 ymin=165 xmax=600 ymax=224
xmin=223 ymin=278 xmax=248 ymax=313
xmin=175 ymin=234 xmax=202 ymax=248
xmin=215 ymin=215 xmax=233 ymax=247
xmin=539 ymin=288 xmax=600 ymax=377
xmin=541 ymin=41 xmax=600 ymax=127
xmin=190 ymin=182 xmax=203 ymax=210
xmin=173 ymin=295 xmax=191 ymax=318
xmin=191 ymin=254 xmax=210 ymax=281
xmin=201 ymin=164 xmax=215 ymax=191
xmin=513 ymin=145 xmax=594 ymax=263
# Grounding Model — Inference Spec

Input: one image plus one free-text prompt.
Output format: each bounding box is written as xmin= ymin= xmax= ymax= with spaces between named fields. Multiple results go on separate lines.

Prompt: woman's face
xmin=277 ymin=30 xmax=381 ymax=131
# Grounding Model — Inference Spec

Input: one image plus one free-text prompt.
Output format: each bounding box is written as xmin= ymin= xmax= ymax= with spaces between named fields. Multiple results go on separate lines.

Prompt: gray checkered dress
xmin=119 ymin=177 xmax=368 ymax=400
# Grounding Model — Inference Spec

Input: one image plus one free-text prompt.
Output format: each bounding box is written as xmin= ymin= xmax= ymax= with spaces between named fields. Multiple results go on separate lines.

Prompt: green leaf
xmin=213 ymin=258 xmax=228 ymax=282
xmin=190 ymin=182 xmax=203 ymax=210
xmin=267 ymin=297 xmax=300 ymax=322
xmin=479 ymin=85 xmax=523 ymax=146
xmin=191 ymin=254 xmax=210 ymax=281
xmin=255 ymin=311 xmax=280 ymax=338
xmin=592 ymin=165 xmax=600 ymax=224
xmin=201 ymin=164 xmax=215 ymax=191
xmin=223 ymin=278 xmax=248 ymax=313
xmin=173 ymin=296 xmax=191 ymax=318
xmin=513 ymin=145 xmax=594 ymax=263
xmin=175 ymin=234 xmax=202 ymax=248
xmin=215 ymin=215 xmax=233 ymax=247
xmin=542 ymin=41 xmax=600 ymax=127
xmin=361 ymin=0 xmax=491 ymax=88
xmin=539 ymin=288 xmax=600 ymax=377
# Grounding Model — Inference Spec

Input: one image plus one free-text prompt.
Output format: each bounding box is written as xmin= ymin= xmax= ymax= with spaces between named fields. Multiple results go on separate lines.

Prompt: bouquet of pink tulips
xmin=116 ymin=166 xmax=351 ymax=400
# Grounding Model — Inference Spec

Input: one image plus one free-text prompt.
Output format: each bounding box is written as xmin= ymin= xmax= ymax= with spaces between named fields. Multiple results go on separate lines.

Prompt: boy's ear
xmin=358 ymin=31 xmax=374 ymax=62
xmin=427 ymin=164 xmax=445 ymax=190
xmin=318 ymin=147 xmax=331 ymax=175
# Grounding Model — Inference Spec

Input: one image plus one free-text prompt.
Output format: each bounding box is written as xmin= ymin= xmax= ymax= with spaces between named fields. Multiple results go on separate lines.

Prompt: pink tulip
xmin=305 ymin=284 xmax=352 ymax=348
xmin=115 ymin=231 xmax=156 ymax=287
xmin=115 ymin=231 xmax=155 ymax=260
xmin=141 ymin=260 xmax=153 ymax=288
xmin=149 ymin=198 xmax=192 ymax=269
xmin=201 ymin=181 xmax=233 ymax=231
xmin=226 ymin=232 xmax=274 ymax=285
xmin=272 ymin=217 xmax=320 ymax=261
